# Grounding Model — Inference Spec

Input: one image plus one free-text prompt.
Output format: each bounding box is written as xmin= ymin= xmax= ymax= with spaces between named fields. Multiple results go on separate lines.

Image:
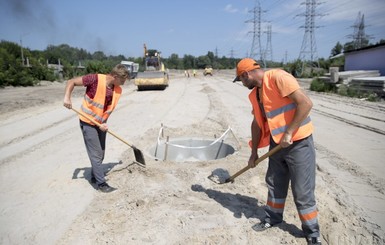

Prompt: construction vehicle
xmin=134 ymin=44 xmax=169 ymax=90
xmin=120 ymin=61 xmax=139 ymax=79
xmin=203 ymin=66 xmax=213 ymax=76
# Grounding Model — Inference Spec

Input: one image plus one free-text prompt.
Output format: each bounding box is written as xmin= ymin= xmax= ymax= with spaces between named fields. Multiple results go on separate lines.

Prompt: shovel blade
xmin=133 ymin=147 xmax=146 ymax=165
xmin=208 ymin=174 xmax=224 ymax=184
xmin=207 ymin=168 xmax=230 ymax=184
xmin=207 ymin=175 xmax=233 ymax=185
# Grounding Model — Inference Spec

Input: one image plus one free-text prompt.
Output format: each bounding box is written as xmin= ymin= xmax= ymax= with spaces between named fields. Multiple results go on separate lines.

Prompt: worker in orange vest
xmin=233 ymin=58 xmax=321 ymax=245
xmin=63 ymin=64 xmax=129 ymax=193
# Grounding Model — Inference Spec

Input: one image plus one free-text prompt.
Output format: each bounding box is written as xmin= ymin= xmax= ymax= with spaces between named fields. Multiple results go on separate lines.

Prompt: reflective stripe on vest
xmin=261 ymin=70 xmax=313 ymax=144
xmin=266 ymin=102 xmax=312 ymax=136
xmin=80 ymin=104 xmax=104 ymax=123
xmin=83 ymin=94 xmax=104 ymax=110
xmin=265 ymin=102 xmax=296 ymax=119
xmin=79 ymin=74 xmax=121 ymax=125
xmin=271 ymin=116 xmax=311 ymax=137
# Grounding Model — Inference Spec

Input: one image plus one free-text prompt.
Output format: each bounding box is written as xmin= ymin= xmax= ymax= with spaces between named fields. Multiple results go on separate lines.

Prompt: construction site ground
xmin=0 ymin=70 xmax=384 ymax=245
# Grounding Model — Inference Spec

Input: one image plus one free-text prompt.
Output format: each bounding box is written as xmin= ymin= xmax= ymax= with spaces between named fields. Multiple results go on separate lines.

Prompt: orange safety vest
xmin=249 ymin=88 xmax=270 ymax=149
xmin=250 ymin=70 xmax=313 ymax=146
xmin=79 ymin=74 xmax=122 ymax=125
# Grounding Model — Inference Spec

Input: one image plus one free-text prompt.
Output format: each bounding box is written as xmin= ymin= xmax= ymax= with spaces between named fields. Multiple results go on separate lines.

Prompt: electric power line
xmin=347 ymin=11 xmax=373 ymax=49
xmin=246 ymin=0 xmax=266 ymax=66
xmin=297 ymin=0 xmax=325 ymax=65
xmin=264 ymin=23 xmax=273 ymax=62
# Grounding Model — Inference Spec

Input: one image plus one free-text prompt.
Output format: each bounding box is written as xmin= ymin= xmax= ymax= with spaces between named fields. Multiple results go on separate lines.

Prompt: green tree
xmin=206 ymin=51 xmax=215 ymax=64
xmin=91 ymin=51 xmax=107 ymax=61
xmin=196 ymin=55 xmax=211 ymax=69
xmin=86 ymin=61 xmax=110 ymax=74
xmin=330 ymin=42 xmax=343 ymax=57
xmin=343 ymin=41 xmax=355 ymax=52
xmin=165 ymin=53 xmax=181 ymax=69
xmin=183 ymin=55 xmax=195 ymax=69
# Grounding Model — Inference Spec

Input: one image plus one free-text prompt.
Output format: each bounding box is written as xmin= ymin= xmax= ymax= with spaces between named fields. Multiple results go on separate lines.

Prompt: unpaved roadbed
xmin=1 ymin=72 xmax=384 ymax=244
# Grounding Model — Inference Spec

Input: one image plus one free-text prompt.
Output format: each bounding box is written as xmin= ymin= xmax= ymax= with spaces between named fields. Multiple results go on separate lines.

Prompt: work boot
xmin=252 ymin=221 xmax=273 ymax=232
xmin=98 ymin=183 xmax=117 ymax=193
xmin=307 ymin=237 xmax=322 ymax=245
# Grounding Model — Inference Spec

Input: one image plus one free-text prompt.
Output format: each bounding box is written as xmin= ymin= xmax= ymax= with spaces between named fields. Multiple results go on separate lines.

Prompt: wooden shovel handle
xmin=71 ymin=108 xmax=134 ymax=148
xmin=226 ymin=144 xmax=282 ymax=183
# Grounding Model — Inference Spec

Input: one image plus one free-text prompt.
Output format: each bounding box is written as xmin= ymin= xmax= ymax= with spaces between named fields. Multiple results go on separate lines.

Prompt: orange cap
xmin=233 ymin=58 xmax=260 ymax=82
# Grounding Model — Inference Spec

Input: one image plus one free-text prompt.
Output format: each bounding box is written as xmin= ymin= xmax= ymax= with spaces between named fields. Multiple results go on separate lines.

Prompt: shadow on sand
xmin=72 ymin=161 xmax=123 ymax=189
xmin=191 ymin=184 xmax=304 ymax=238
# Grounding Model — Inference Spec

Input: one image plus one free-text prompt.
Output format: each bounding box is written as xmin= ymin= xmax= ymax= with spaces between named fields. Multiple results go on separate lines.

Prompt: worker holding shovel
xmin=63 ymin=64 xmax=129 ymax=193
xmin=233 ymin=58 xmax=321 ymax=245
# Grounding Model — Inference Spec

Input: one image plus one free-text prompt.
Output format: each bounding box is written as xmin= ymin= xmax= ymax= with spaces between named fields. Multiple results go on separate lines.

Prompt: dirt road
xmin=0 ymin=71 xmax=384 ymax=244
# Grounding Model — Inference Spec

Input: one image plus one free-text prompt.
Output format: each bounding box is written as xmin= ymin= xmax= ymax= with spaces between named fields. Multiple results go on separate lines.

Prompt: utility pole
xmin=20 ymin=36 xmax=24 ymax=66
xmin=20 ymin=33 xmax=30 ymax=67
xmin=214 ymin=46 xmax=219 ymax=69
xmin=297 ymin=0 xmax=324 ymax=71
xmin=264 ymin=23 xmax=273 ymax=63
xmin=229 ymin=48 xmax=235 ymax=59
xmin=348 ymin=12 xmax=372 ymax=49
xmin=246 ymin=0 xmax=266 ymax=66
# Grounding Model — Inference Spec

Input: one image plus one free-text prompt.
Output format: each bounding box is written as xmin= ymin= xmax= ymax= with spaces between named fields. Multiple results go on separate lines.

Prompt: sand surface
xmin=0 ymin=70 xmax=384 ymax=244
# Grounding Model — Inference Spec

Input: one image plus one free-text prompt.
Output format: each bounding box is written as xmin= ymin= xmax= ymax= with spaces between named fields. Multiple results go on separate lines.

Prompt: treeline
xmin=0 ymin=40 xmax=287 ymax=87
xmin=0 ymin=40 xmax=329 ymax=87
xmin=2 ymin=39 xmax=384 ymax=87
xmin=0 ymin=40 xmax=247 ymax=87
xmin=0 ymin=41 xmax=134 ymax=87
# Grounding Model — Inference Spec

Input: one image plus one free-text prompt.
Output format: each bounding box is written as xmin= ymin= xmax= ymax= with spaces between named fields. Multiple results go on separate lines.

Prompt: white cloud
xmin=224 ymin=4 xmax=238 ymax=13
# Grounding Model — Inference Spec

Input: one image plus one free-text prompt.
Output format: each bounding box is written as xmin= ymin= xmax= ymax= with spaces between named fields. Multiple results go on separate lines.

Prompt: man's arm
xmin=281 ymin=89 xmax=313 ymax=147
xmin=63 ymin=77 xmax=84 ymax=109
xmin=248 ymin=117 xmax=262 ymax=168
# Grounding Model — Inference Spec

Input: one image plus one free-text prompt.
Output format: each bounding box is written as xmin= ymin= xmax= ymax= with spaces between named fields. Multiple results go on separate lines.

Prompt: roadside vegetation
xmin=1 ymin=39 xmax=384 ymax=104
xmin=0 ymin=40 xmax=339 ymax=87
xmin=310 ymin=78 xmax=382 ymax=102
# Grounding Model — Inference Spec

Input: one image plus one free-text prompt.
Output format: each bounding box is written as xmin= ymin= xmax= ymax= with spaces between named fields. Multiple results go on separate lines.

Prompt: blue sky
xmin=1 ymin=0 xmax=384 ymax=62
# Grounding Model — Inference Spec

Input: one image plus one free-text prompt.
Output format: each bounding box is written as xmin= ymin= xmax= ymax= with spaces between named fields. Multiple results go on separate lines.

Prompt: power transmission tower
xmin=229 ymin=48 xmax=235 ymax=59
xmin=264 ymin=23 xmax=273 ymax=62
xmin=297 ymin=0 xmax=324 ymax=69
xmin=246 ymin=1 xmax=266 ymax=66
xmin=348 ymin=12 xmax=372 ymax=49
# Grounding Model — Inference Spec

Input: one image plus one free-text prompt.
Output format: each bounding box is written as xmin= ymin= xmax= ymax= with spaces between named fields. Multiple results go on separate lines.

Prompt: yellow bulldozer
xmin=134 ymin=44 xmax=169 ymax=91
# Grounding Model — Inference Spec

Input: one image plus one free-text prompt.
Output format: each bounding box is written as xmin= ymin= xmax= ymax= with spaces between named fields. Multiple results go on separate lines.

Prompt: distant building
xmin=344 ymin=43 xmax=385 ymax=76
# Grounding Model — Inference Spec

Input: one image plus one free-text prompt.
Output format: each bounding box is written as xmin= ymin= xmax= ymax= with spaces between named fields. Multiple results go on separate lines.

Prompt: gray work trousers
xmin=264 ymin=135 xmax=320 ymax=238
xmin=80 ymin=120 xmax=106 ymax=185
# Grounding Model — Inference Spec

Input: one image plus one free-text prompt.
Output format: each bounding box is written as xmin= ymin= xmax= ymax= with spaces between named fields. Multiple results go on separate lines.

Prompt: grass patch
xmin=310 ymin=78 xmax=336 ymax=93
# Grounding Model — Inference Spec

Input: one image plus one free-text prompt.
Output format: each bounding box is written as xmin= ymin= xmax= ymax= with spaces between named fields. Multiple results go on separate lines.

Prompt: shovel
xmin=71 ymin=108 xmax=145 ymax=165
xmin=209 ymin=144 xmax=282 ymax=184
